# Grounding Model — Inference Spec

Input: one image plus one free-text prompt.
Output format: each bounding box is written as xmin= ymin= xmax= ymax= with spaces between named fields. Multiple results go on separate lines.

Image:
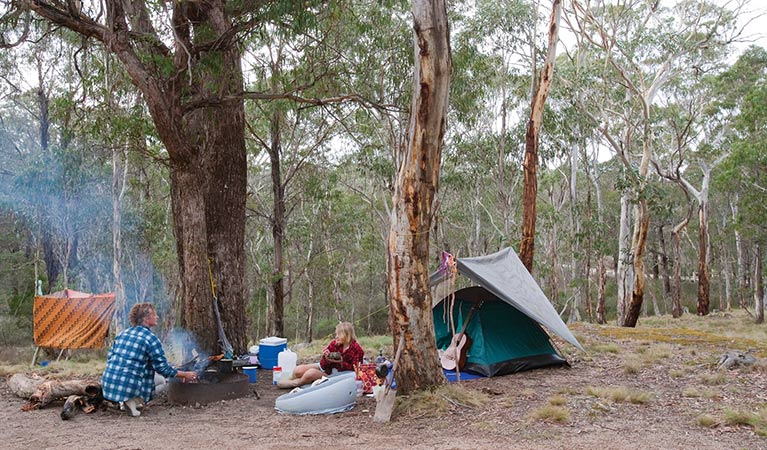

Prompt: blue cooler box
xmin=259 ymin=336 xmax=287 ymax=369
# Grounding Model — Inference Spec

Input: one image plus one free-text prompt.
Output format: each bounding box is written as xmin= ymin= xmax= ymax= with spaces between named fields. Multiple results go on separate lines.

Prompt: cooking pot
xmin=218 ymin=358 xmax=233 ymax=373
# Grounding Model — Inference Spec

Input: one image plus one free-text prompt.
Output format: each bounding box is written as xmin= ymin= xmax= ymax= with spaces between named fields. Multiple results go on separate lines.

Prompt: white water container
xmin=278 ymin=348 xmax=297 ymax=378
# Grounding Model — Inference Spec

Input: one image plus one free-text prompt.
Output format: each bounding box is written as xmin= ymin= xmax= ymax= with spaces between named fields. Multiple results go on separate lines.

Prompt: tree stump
xmin=717 ymin=351 xmax=757 ymax=370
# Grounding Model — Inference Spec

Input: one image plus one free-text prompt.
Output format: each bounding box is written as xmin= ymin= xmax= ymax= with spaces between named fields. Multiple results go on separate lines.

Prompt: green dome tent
xmin=431 ymin=247 xmax=584 ymax=377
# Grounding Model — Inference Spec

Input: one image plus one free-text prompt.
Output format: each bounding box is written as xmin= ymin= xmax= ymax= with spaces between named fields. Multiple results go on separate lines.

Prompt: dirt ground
xmin=2 ymin=321 xmax=766 ymax=450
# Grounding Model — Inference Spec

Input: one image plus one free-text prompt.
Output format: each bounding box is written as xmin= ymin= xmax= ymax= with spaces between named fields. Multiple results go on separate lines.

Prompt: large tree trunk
xmin=29 ymin=0 xmax=249 ymax=355
xmin=386 ymin=0 xmax=451 ymax=395
xmin=519 ymin=0 xmax=561 ymax=272
xmin=624 ymin=199 xmax=649 ymax=326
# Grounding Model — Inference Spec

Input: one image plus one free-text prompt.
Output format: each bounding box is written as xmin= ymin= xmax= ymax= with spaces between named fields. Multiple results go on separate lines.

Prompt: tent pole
xmin=56 ymin=348 xmax=65 ymax=362
xmin=30 ymin=346 xmax=40 ymax=367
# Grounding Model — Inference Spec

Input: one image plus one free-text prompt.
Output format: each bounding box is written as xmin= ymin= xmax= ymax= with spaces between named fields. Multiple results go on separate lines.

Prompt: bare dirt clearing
xmin=2 ymin=315 xmax=766 ymax=450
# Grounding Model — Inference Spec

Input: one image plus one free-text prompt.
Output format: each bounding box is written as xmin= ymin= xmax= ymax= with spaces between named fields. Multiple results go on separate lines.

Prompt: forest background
xmin=0 ymin=0 xmax=765 ymax=355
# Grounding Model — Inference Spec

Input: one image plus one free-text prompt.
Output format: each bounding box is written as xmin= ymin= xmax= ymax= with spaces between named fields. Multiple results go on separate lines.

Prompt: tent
xmin=431 ymin=247 xmax=583 ymax=377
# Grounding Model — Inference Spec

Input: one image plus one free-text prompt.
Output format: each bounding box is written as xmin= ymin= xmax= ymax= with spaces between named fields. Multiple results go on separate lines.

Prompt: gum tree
xmin=4 ymin=0 xmax=322 ymax=353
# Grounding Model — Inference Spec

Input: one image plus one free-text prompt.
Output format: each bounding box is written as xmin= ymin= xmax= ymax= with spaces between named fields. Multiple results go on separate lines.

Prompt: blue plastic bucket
xmin=243 ymin=366 xmax=258 ymax=383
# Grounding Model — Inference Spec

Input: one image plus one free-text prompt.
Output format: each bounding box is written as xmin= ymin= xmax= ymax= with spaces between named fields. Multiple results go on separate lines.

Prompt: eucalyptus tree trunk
xmin=35 ymin=62 xmax=61 ymax=292
xmin=616 ymin=195 xmax=632 ymax=325
xmin=754 ymin=245 xmax=764 ymax=324
xmin=386 ymin=0 xmax=451 ymax=394
xmin=519 ymin=0 xmax=561 ymax=271
xmin=721 ymin=236 xmax=733 ymax=311
xmin=677 ymin=158 xmax=723 ymax=316
xmin=730 ymin=194 xmax=749 ymax=309
xmin=696 ymin=199 xmax=711 ymax=315
xmin=658 ymin=224 xmax=672 ymax=300
xmin=28 ymin=0 xmax=249 ymax=354
xmin=568 ymin=144 xmax=581 ymax=323
xmin=585 ymin=149 xmax=605 ymax=323
xmin=623 ymin=103 xmax=653 ymax=327
xmin=671 ymin=228 xmax=684 ymax=318
xmin=111 ymin=146 xmax=128 ymax=332
xmin=268 ymin=110 xmax=286 ymax=337
xmin=584 ymin=188 xmax=594 ymax=322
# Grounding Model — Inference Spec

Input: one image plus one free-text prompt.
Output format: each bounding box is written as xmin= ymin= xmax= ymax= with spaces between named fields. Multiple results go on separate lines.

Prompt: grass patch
xmin=548 ymin=395 xmax=567 ymax=406
xmin=397 ymin=383 xmax=489 ymax=418
xmin=682 ymin=386 xmax=720 ymax=399
xmin=699 ymin=372 xmax=727 ymax=385
xmin=472 ymin=421 xmax=496 ymax=431
xmin=682 ymin=386 xmax=701 ymax=398
xmin=596 ymin=311 xmax=767 ymax=358
xmin=722 ymin=407 xmax=767 ymax=436
xmin=589 ymin=342 xmax=620 ymax=354
xmin=623 ymin=358 xmax=641 ymax=375
xmin=696 ymin=414 xmax=719 ymax=428
xmin=668 ymin=368 xmax=685 ymax=378
xmin=587 ymin=386 xmax=652 ymax=404
xmin=530 ymin=405 xmax=570 ymax=423
xmin=556 ymin=387 xmax=578 ymax=395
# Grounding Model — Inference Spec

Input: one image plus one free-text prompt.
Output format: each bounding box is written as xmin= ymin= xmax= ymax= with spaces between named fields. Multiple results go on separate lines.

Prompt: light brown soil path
xmin=2 ymin=322 xmax=766 ymax=450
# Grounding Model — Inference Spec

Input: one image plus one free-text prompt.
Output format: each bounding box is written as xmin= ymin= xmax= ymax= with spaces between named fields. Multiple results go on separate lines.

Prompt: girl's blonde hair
xmin=335 ymin=321 xmax=357 ymax=344
xmin=129 ymin=303 xmax=156 ymax=327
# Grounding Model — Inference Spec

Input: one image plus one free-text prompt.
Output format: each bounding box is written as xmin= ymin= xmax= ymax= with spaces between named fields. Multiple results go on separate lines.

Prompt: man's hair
xmin=335 ymin=321 xmax=356 ymax=344
xmin=129 ymin=303 xmax=156 ymax=327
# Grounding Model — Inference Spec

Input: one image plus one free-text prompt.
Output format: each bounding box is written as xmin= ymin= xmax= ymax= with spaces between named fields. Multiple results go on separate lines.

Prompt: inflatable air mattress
xmin=274 ymin=371 xmax=357 ymax=415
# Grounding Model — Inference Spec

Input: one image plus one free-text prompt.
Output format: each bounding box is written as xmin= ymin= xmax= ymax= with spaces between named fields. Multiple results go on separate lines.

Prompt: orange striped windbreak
xmin=33 ymin=289 xmax=116 ymax=349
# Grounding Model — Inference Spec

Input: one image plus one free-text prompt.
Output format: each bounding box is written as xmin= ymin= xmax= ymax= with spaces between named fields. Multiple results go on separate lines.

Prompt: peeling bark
xmin=519 ymin=0 xmax=561 ymax=272
xmin=386 ymin=0 xmax=451 ymax=394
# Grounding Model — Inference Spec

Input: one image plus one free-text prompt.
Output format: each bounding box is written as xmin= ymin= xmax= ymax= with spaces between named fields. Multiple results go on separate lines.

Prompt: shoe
xmin=276 ymin=378 xmax=300 ymax=389
xmin=124 ymin=397 xmax=141 ymax=417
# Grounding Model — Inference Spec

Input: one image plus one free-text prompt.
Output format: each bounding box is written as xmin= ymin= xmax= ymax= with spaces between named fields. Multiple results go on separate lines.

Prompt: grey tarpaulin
xmin=430 ymin=247 xmax=584 ymax=352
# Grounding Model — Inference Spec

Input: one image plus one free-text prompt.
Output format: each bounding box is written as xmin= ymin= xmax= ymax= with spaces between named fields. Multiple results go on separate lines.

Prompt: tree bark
xmin=754 ymin=245 xmax=764 ymax=324
xmin=111 ymin=146 xmax=128 ymax=332
xmin=268 ymin=110 xmax=286 ymax=338
xmin=658 ymin=224 xmax=672 ymax=299
xmin=730 ymin=194 xmax=749 ymax=308
xmin=386 ymin=0 xmax=451 ymax=395
xmin=671 ymin=229 xmax=684 ymax=318
xmin=596 ymin=256 xmax=607 ymax=324
xmin=519 ymin=0 xmax=561 ymax=272
xmin=697 ymin=200 xmax=711 ymax=315
xmin=616 ymin=194 xmax=632 ymax=325
xmin=28 ymin=0 xmax=250 ymax=354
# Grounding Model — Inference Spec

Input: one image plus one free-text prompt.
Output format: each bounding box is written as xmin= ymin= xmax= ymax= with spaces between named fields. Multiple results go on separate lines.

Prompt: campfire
xmin=168 ymin=353 xmax=251 ymax=405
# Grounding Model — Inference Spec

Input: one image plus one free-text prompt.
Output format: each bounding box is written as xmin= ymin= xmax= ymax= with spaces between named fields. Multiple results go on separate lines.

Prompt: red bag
xmin=354 ymin=363 xmax=379 ymax=394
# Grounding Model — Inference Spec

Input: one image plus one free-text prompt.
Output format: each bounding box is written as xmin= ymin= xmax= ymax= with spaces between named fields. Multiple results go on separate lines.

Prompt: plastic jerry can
xmin=278 ymin=349 xmax=297 ymax=378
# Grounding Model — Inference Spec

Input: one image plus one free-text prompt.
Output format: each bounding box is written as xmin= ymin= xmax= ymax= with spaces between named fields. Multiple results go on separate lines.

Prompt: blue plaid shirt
xmin=101 ymin=326 xmax=178 ymax=402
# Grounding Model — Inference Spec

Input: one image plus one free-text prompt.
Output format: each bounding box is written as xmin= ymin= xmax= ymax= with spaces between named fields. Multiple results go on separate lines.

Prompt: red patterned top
xmin=320 ymin=339 xmax=364 ymax=373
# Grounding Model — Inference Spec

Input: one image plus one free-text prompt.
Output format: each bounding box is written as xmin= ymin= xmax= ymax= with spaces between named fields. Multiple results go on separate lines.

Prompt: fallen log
xmin=8 ymin=373 xmax=46 ymax=398
xmin=8 ymin=374 xmax=101 ymax=411
xmin=717 ymin=351 xmax=757 ymax=370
